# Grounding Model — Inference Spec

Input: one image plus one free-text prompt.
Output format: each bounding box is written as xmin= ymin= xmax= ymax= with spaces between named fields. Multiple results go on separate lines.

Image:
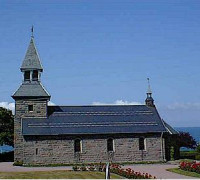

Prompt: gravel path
xmin=124 ymin=164 xmax=198 ymax=179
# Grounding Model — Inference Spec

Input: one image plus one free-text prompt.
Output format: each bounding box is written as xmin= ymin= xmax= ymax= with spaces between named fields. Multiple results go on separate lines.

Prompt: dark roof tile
xmin=22 ymin=105 xmax=168 ymax=135
xmin=12 ymin=81 xmax=50 ymax=98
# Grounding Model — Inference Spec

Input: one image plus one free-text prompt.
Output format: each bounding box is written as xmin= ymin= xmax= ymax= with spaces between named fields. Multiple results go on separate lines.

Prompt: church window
xmin=74 ymin=139 xmax=82 ymax=153
xmin=32 ymin=70 xmax=39 ymax=81
xmin=36 ymin=148 xmax=38 ymax=155
xmin=107 ymin=138 xmax=114 ymax=152
xmin=139 ymin=137 xmax=146 ymax=150
xmin=28 ymin=105 xmax=33 ymax=112
xmin=24 ymin=71 xmax=30 ymax=81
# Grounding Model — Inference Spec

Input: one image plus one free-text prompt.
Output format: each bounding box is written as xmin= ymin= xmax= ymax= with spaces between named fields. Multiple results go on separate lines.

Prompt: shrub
xmin=72 ymin=165 xmax=78 ymax=171
xmin=170 ymin=146 xmax=174 ymax=161
xmin=196 ymin=145 xmax=200 ymax=154
xmin=88 ymin=166 xmax=95 ymax=171
xmin=0 ymin=151 xmax=14 ymax=162
xmin=110 ymin=164 xmax=156 ymax=179
xmin=71 ymin=163 xmax=156 ymax=179
xmin=196 ymin=154 xmax=200 ymax=160
xmin=80 ymin=165 xmax=87 ymax=171
xmin=180 ymin=161 xmax=200 ymax=174
xmin=13 ymin=160 xmax=23 ymax=166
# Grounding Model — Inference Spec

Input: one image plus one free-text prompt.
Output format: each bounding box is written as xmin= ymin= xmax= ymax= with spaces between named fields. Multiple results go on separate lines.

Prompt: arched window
xmin=24 ymin=71 xmax=30 ymax=81
xmin=32 ymin=70 xmax=39 ymax=81
xmin=74 ymin=139 xmax=81 ymax=153
xmin=139 ymin=137 xmax=146 ymax=150
xmin=107 ymin=138 xmax=114 ymax=152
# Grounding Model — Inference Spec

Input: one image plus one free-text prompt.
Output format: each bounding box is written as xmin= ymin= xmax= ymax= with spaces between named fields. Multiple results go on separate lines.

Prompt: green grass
xmin=167 ymin=168 xmax=200 ymax=178
xmin=0 ymin=170 xmax=123 ymax=179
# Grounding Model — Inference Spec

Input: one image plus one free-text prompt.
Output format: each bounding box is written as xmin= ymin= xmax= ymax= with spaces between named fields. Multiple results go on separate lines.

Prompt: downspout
xmin=161 ymin=132 xmax=164 ymax=161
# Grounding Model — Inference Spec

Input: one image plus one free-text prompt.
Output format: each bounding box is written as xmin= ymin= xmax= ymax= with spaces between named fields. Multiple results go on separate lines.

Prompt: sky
xmin=0 ymin=0 xmax=200 ymax=127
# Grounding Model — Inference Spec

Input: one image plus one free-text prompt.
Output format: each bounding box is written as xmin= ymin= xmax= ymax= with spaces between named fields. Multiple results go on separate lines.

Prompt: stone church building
xmin=12 ymin=36 xmax=177 ymax=165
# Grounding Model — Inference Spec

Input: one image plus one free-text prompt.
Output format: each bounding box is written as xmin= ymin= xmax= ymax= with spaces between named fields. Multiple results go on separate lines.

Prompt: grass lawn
xmin=167 ymin=168 xmax=200 ymax=178
xmin=0 ymin=170 xmax=123 ymax=179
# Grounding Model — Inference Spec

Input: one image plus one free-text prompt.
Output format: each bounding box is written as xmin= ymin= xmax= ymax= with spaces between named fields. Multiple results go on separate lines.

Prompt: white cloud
xmin=0 ymin=102 xmax=15 ymax=113
xmin=92 ymin=100 xmax=143 ymax=105
xmin=48 ymin=101 xmax=56 ymax=106
xmin=166 ymin=102 xmax=200 ymax=110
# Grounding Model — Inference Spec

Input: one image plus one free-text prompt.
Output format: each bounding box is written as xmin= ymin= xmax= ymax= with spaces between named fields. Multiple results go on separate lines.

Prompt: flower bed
xmin=72 ymin=163 xmax=156 ymax=179
xmin=110 ymin=164 xmax=156 ymax=179
xmin=180 ymin=161 xmax=200 ymax=174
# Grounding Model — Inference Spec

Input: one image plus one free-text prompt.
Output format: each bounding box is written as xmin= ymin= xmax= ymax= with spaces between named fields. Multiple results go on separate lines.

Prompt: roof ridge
xmin=49 ymin=105 xmax=146 ymax=107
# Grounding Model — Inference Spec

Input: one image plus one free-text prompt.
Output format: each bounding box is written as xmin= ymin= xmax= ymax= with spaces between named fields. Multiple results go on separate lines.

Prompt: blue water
xmin=0 ymin=127 xmax=199 ymax=153
xmin=0 ymin=145 xmax=13 ymax=153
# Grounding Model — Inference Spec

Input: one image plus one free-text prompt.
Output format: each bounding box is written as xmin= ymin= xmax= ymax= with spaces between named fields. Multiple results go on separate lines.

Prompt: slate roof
xmin=12 ymin=81 xmax=50 ymax=99
xmin=163 ymin=120 xmax=179 ymax=134
xmin=20 ymin=37 xmax=43 ymax=71
xmin=22 ymin=105 xmax=171 ymax=135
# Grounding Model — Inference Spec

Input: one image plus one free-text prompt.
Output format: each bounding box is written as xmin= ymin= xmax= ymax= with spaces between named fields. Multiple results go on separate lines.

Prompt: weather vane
xmin=31 ymin=25 xmax=34 ymax=38
xmin=147 ymin=78 xmax=152 ymax=94
xmin=147 ymin=78 xmax=150 ymax=85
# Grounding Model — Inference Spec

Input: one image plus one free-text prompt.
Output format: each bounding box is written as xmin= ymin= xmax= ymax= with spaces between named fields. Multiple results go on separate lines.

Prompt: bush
xmin=196 ymin=145 xmax=200 ymax=154
xmin=0 ymin=151 xmax=14 ymax=162
xmin=170 ymin=146 xmax=174 ymax=161
xmin=110 ymin=164 xmax=156 ymax=179
xmin=71 ymin=163 xmax=156 ymax=179
xmin=80 ymin=165 xmax=87 ymax=171
xmin=13 ymin=160 xmax=23 ymax=166
xmin=196 ymin=154 xmax=200 ymax=160
xmin=180 ymin=151 xmax=197 ymax=160
xmin=88 ymin=166 xmax=95 ymax=171
xmin=180 ymin=161 xmax=200 ymax=174
xmin=72 ymin=165 xmax=78 ymax=171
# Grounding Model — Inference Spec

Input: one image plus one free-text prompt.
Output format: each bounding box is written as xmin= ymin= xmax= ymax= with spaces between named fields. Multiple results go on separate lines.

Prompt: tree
xmin=196 ymin=144 xmax=200 ymax=153
xmin=0 ymin=107 xmax=14 ymax=147
xmin=165 ymin=132 xmax=197 ymax=160
xmin=176 ymin=131 xmax=197 ymax=149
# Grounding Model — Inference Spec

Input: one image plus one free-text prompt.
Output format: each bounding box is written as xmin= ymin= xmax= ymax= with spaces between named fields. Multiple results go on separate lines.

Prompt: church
xmin=12 ymin=34 xmax=177 ymax=165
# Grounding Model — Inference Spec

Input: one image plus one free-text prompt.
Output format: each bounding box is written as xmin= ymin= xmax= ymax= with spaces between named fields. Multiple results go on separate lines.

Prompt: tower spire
xmin=145 ymin=78 xmax=154 ymax=107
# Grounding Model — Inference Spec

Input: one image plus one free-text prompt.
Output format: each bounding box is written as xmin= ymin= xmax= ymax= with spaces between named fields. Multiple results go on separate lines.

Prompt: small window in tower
xmin=107 ymin=138 xmax=114 ymax=152
xmin=28 ymin=105 xmax=33 ymax=112
xmin=139 ymin=137 xmax=146 ymax=151
xmin=32 ymin=70 xmax=38 ymax=81
xmin=74 ymin=139 xmax=82 ymax=153
xmin=24 ymin=71 xmax=30 ymax=81
xmin=36 ymin=148 xmax=38 ymax=155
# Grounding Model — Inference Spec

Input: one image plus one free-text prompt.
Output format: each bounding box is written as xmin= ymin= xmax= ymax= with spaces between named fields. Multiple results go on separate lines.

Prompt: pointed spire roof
xmin=20 ymin=37 xmax=43 ymax=71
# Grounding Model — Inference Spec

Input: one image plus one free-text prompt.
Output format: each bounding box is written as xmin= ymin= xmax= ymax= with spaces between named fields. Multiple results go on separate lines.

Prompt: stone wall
xmin=14 ymin=99 xmax=48 ymax=162
xmin=23 ymin=134 xmax=165 ymax=165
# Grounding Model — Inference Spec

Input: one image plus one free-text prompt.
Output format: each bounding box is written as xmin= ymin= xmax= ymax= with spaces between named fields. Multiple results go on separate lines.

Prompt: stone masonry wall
xmin=14 ymin=99 xmax=48 ymax=162
xmin=23 ymin=134 xmax=165 ymax=165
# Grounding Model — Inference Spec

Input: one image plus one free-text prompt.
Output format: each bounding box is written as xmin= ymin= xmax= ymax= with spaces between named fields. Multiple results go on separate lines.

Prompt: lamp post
xmin=105 ymin=162 xmax=110 ymax=180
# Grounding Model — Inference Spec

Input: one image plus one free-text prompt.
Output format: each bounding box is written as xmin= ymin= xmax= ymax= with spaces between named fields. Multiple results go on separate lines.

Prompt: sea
xmin=0 ymin=127 xmax=200 ymax=153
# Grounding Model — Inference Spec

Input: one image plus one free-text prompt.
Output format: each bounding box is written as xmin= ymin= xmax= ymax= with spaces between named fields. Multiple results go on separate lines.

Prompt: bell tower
xmin=145 ymin=78 xmax=154 ymax=107
xmin=12 ymin=29 xmax=50 ymax=163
